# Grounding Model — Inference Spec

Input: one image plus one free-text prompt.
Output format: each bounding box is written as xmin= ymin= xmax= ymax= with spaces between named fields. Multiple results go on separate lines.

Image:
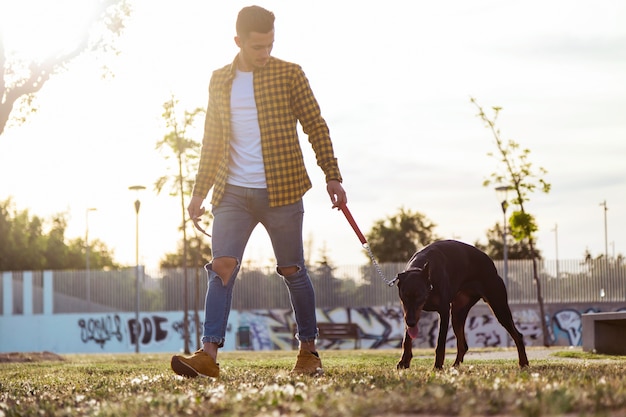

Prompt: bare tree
xmin=0 ymin=0 xmax=130 ymax=136
xmin=155 ymin=95 xmax=205 ymax=353
xmin=471 ymin=97 xmax=551 ymax=346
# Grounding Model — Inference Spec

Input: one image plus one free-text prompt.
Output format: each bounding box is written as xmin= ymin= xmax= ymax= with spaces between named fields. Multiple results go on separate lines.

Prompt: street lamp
xmin=552 ymin=223 xmax=559 ymax=279
xmin=495 ymin=185 xmax=511 ymax=287
xmin=85 ymin=207 xmax=97 ymax=310
xmin=129 ymin=185 xmax=146 ymax=353
xmin=600 ymin=200 xmax=608 ymax=260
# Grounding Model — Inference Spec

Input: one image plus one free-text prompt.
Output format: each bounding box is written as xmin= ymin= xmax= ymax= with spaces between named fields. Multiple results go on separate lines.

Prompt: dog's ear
xmin=395 ymin=271 xmax=408 ymax=286
xmin=422 ymin=262 xmax=433 ymax=290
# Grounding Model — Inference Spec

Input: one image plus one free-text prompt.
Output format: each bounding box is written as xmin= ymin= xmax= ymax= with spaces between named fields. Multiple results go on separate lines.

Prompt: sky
xmin=1 ymin=0 xmax=625 ymax=272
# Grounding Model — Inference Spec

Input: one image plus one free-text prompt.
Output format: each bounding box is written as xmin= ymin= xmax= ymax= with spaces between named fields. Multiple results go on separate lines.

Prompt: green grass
xmin=2 ymin=348 xmax=626 ymax=416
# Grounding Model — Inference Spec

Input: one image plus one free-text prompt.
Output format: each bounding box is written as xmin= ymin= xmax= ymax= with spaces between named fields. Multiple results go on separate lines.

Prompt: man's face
xmin=235 ymin=30 xmax=274 ymax=71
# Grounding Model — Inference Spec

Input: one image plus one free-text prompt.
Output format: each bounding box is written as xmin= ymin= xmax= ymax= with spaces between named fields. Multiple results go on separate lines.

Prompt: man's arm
xmin=291 ymin=66 xmax=344 ymax=192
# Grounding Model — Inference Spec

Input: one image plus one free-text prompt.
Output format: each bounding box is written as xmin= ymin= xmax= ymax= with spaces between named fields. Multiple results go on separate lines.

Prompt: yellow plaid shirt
xmin=192 ymin=55 xmax=342 ymax=208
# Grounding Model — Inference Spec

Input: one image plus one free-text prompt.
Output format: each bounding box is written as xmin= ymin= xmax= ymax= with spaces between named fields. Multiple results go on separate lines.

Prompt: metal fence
xmin=2 ymin=257 xmax=625 ymax=315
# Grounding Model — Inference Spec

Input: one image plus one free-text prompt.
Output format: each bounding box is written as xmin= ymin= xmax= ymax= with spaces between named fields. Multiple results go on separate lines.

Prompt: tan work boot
xmin=291 ymin=350 xmax=323 ymax=376
xmin=171 ymin=349 xmax=220 ymax=378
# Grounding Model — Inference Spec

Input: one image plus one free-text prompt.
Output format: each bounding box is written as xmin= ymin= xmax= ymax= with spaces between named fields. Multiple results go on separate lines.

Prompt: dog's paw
xmin=396 ymin=361 xmax=411 ymax=370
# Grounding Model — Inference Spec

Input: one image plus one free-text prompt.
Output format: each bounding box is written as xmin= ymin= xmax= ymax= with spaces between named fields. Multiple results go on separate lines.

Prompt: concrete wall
xmin=1 ymin=271 xmax=624 ymax=353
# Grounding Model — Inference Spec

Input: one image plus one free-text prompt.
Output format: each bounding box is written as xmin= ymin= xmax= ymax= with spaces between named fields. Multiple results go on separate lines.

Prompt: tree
xmin=0 ymin=197 xmax=119 ymax=270
xmin=155 ymin=96 xmax=205 ymax=353
xmin=366 ymin=207 xmax=440 ymax=263
xmin=160 ymin=236 xmax=212 ymax=269
xmin=308 ymin=244 xmax=345 ymax=308
xmin=0 ymin=0 xmax=130 ymax=136
xmin=475 ymin=222 xmax=541 ymax=260
xmin=160 ymin=234 xmax=212 ymax=349
xmin=471 ymin=98 xmax=551 ymax=346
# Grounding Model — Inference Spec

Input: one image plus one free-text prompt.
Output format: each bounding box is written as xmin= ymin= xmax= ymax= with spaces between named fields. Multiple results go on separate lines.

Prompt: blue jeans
xmin=201 ymin=184 xmax=318 ymax=347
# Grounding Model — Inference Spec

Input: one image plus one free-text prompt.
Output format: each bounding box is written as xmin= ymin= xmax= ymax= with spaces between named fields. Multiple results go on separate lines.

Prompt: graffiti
xmin=78 ymin=315 xmax=123 ymax=348
xmin=553 ymin=309 xmax=582 ymax=346
xmin=128 ymin=315 xmax=169 ymax=346
xmin=172 ymin=313 xmax=206 ymax=347
xmin=352 ymin=307 xmax=400 ymax=349
xmin=243 ymin=309 xmax=294 ymax=350
xmin=514 ymin=309 xmax=543 ymax=346
xmin=60 ymin=304 xmax=626 ymax=354
xmin=466 ymin=314 xmax=503 ymax=347
xmin=175 ymin=305 xmax=626 ymax=351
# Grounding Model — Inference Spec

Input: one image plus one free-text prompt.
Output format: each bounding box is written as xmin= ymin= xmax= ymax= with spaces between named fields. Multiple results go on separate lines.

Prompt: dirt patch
xmin=0 ymin=351 xmax=65 ymax=363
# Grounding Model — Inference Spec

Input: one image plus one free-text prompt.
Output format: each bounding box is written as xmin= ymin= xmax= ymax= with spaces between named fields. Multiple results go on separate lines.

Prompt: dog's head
xmin=395 ymin=262 xmax=432 ymax=339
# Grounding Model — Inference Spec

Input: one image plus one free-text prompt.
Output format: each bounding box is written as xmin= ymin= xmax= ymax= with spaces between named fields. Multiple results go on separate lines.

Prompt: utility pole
xmin=129 ymin=185 xmax=146 ymax=353
xmin=85 ymin=207 xmax=97 ymax=309
xmin=552 ymin=223 xmax=559 ymax=279
xmin=600 ymin=200 xmax=608 ymax=260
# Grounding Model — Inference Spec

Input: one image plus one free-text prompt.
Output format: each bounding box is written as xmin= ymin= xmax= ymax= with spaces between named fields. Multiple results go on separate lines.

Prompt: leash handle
xmin=339 ymin=203 xmax=367 ymax=245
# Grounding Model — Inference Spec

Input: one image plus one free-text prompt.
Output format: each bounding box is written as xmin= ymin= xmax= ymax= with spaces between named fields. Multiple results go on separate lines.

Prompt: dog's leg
xmin=451 ymin=293 xmax=480 ymax=367
xmin=492 ymin=305 xmax=529 ymax=368
xmin=434 ymin=310 xmax=450 ymax=369
xmin=487 ymin=288 xmax=530 ymax=368
xmin=397 ymin=329 xmax=413 ymax=369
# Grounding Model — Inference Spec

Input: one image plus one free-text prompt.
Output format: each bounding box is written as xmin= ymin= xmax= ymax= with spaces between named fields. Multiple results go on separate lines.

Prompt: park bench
xmin=582 ymin=311 xmax=626 ymax=355
xmin=292 ymin=322 xmax=362 ymax=349
xmin=317 ymin=322 xmax=362 ymax=349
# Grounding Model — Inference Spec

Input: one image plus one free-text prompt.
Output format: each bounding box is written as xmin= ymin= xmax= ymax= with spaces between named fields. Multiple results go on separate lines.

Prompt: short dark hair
xmin=236 ymin=5 xmax=275 ymax=38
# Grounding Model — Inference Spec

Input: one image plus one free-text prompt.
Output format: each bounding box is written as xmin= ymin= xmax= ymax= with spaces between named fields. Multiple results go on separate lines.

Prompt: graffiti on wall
xmin=78 ymin=315 xmax=123 ymax=348
xmin=172 ymin=313 xmax=203 ymax=348
xmin=128 ymin=315 xmax=169 ymax=345
xmin=78 ymin=314 xmax=170 ymax=348
xmin=230 ymin=305 xmax=626 ymax=351
xmin=66 ymin=305 xmax=626 ymax=353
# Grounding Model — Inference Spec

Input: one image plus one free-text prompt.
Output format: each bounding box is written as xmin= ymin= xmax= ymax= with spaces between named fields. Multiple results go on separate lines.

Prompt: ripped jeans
xmin=201 ymin=184 xmax=318 ymax=347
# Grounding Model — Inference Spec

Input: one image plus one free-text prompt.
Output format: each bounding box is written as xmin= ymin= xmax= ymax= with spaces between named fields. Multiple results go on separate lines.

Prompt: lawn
xmin=1 ymin=348 xmax=625 ymax=416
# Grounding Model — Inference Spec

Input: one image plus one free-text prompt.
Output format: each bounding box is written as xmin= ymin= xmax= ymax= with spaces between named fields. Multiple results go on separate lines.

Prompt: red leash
xmin=338 ymin=203 xmax=397 ymax=286
xmin=339 ymin=204 xmax=367 ymax=245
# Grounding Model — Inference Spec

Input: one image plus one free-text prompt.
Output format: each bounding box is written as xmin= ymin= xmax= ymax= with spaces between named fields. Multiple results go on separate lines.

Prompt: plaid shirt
xmin=192 ymin=55 xmax=342 ymax=208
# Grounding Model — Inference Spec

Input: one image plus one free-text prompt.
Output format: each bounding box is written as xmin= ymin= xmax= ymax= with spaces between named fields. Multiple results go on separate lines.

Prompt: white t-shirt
xmin=227 ymin=69 xmax=266 ymax=188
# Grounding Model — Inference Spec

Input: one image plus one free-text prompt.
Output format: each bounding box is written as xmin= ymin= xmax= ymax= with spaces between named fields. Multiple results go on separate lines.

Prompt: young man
xmin=170 ymin=5 xmax=347 ymax=377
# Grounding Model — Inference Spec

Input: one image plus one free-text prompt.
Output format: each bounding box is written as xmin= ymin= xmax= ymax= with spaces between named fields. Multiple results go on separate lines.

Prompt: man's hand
xmin=188 ymin=195 xmax=206 ymax=219
xmin=327 ymin=179 xmax=347 ymax=209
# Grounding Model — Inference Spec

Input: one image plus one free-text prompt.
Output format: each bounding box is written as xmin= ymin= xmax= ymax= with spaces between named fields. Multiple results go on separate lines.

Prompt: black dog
xmin=395 ymin=240 xmax=529 ymax=370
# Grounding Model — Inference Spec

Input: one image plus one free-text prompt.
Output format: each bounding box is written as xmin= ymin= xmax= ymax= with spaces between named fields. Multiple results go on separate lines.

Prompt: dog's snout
xmin=404 ymin=308 xmax=421 ymax=328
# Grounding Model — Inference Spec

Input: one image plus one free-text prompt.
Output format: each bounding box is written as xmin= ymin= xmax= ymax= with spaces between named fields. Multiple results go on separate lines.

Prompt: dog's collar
xmin=402 ymin=267 xmax=433 ymax=291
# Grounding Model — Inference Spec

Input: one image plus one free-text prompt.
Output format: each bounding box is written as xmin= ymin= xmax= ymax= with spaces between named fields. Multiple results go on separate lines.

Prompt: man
xmin=170 ymin=5 xmax=347 ymax=378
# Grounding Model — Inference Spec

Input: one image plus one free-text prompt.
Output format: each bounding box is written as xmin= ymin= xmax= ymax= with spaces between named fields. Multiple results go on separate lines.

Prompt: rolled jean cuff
xmin=201 ymin=336 xmax=225 ymax=348
xmin=295 ymin=328 xmax=319 ymax=343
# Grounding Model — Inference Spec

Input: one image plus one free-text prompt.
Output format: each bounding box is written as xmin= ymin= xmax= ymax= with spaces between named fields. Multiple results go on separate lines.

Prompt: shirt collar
xmin=228 ymin=54 xmax=272 ymax=77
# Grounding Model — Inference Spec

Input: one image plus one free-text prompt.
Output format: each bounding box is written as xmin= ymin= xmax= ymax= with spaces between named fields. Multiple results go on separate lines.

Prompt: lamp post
xmin=495 ymin=185 xmax=511 ymax=287
xmin=600 ymin=200 xmax=608 ymax=260
xmin=129 ymin=185 xmax=146 ymax=353
xmin=85 ymin=207 xmax=97 ymax=310
xmin=552 ymin=223 xmax=559 ymax=279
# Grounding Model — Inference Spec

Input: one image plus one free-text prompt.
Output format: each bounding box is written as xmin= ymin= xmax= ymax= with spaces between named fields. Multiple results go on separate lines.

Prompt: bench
xmin=582 ymin=311 xmax=626 ymax=355
xmin=292 ymin=322 xmax=362 ymax=349
xmin=318 ymin=322 xmax=362 ymax=349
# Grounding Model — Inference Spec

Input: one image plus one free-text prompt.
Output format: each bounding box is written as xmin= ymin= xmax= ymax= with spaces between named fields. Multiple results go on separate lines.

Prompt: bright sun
xmin=2 ymin=0 xmax=102 ymax=60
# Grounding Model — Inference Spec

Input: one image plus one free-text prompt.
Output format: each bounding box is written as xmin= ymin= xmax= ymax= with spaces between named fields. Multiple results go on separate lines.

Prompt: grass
xmin=1 ymin=348 xmax=626 ymax=416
